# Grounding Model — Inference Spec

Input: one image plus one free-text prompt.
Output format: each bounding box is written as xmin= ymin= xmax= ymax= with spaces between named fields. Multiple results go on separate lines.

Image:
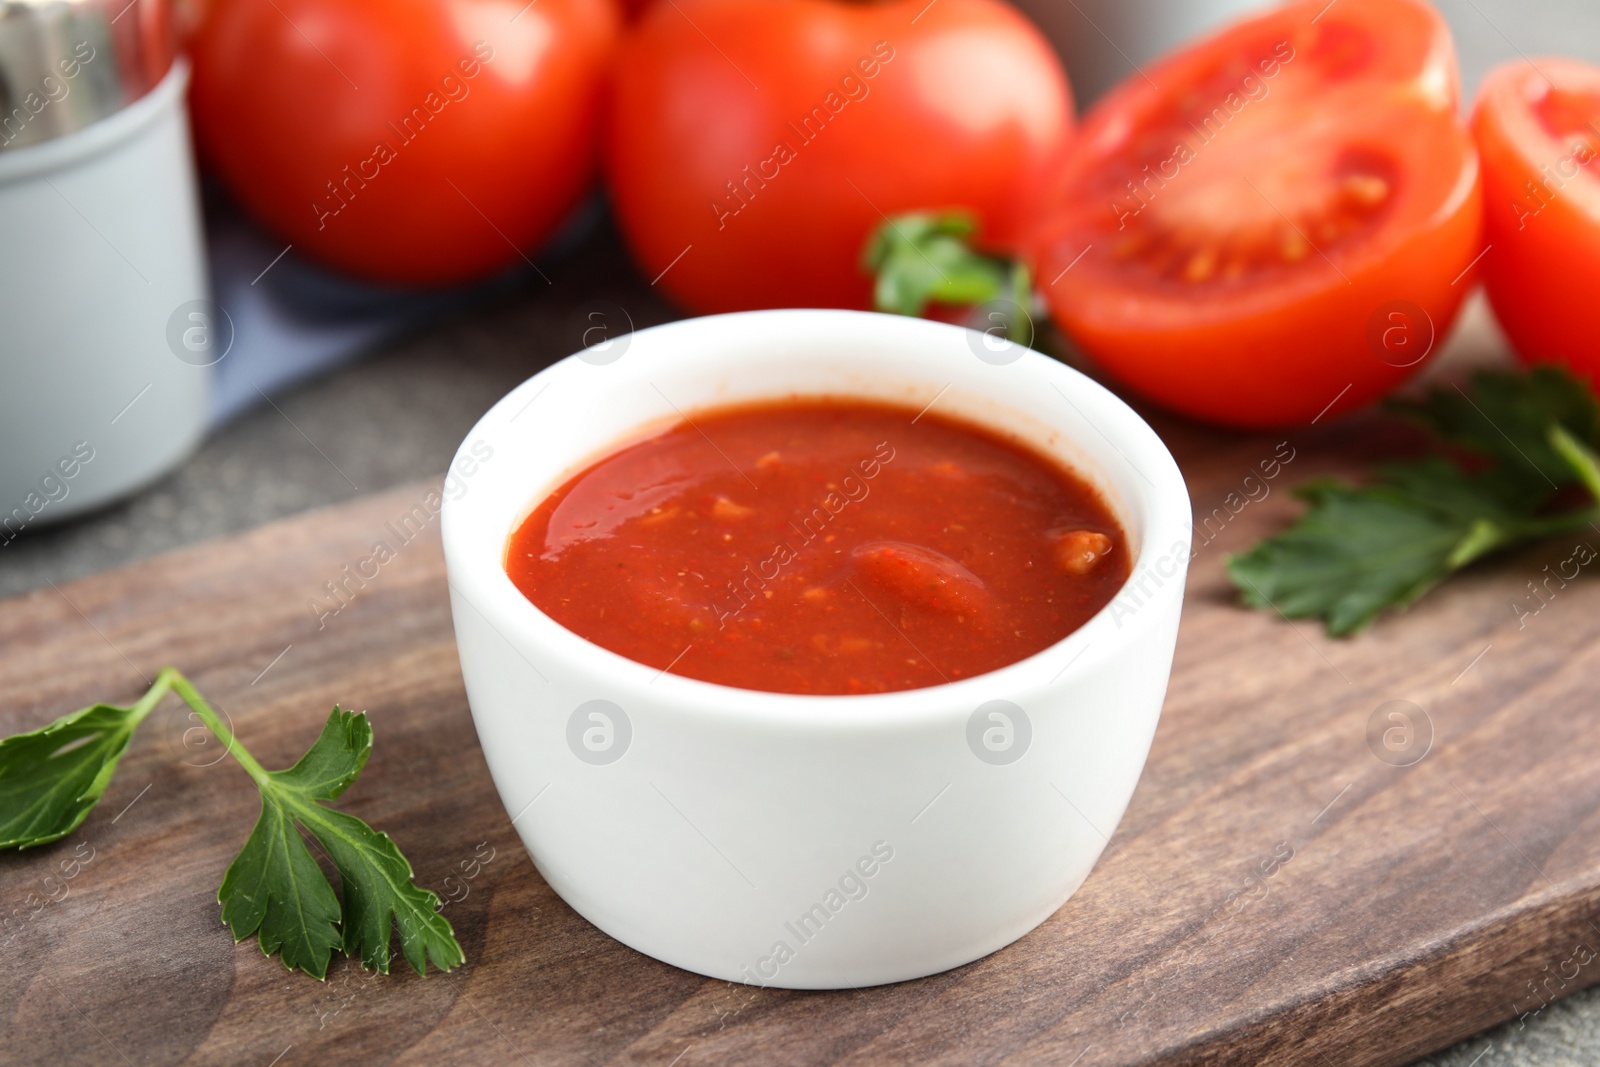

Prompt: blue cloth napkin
xmin=204 ymin=193 xmax=600 ymax=426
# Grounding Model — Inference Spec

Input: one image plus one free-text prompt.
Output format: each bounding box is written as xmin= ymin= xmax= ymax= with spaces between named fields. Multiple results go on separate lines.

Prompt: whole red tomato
xmin=1473 ymin=57 xmax=1600 ymax=387
xmin=1030 ymin=0 xmax=1483 ymax=429
xmin=189 ymin=0 xmax=619 ymax=286
xmin=605 ymin=0 xmax=1073 ymax=313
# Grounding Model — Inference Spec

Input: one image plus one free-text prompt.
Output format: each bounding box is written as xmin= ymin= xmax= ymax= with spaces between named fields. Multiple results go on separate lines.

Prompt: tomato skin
xmin=189 ymin=0 xmax=620 ymax=286
xmin=1473 ymin=58 xmax=1600 ymax=387
xmin=605 ymin=0 xmax=1073 ymax=314
xmin=1030 ymin=0 xmax=1483 ymax=429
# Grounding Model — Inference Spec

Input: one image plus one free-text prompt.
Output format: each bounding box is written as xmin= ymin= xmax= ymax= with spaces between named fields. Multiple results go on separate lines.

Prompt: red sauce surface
xmin=506 ymin=400 xmax=1130 ymax=695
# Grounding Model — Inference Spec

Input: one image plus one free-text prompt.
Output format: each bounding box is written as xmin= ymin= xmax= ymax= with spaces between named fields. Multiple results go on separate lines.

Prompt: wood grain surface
xmin=3 ymin=362 xmax=1600 ymax=1066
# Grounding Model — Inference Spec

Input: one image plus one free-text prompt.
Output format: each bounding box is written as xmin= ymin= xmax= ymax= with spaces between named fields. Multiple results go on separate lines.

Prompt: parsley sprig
xmin=0 ymin=668 xmax=463 ymax=979
xmin=863 ymin=211 xmax=1035 ymax=348
xmin=1228 ymin=367 xmax=1600 ymax=635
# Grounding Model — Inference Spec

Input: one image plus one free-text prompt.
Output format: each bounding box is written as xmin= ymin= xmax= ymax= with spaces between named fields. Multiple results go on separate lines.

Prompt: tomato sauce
xmin=506 ymin=400 xmax=1129 ymax=694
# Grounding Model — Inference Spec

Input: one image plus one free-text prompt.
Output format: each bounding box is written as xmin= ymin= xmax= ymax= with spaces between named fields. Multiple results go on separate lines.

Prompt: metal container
xmin=0 ymin=0 xmax=211 ymax=536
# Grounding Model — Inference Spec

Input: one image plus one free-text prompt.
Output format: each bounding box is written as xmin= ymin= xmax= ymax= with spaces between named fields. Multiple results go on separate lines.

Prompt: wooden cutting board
xmin=4 ymin=362 xmax=1600 ymax=1066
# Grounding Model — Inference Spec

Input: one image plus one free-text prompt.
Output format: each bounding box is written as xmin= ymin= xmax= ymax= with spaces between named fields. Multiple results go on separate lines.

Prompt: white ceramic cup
xmin=442 ymin=309 xmax=1190 ymax=989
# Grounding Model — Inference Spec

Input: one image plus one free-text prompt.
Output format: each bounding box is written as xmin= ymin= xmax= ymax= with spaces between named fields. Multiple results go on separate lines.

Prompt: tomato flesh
xmin=1031 ymin=0 xmax=1481 ymax=429
xmin=1101 ymin=109 xmax=1400 ymax=288
xmin=1473 ymin=57 xmax=1600 ymax=386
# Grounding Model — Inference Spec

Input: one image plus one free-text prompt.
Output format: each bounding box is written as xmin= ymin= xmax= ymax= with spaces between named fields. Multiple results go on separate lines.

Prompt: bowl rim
xmin=441 ymin=308 xmax=1191 ymax=729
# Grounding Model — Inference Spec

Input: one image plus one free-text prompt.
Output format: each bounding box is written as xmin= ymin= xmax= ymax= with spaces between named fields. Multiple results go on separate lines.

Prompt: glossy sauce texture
xmin=507 ymin=400 xmax=1129 ymax=694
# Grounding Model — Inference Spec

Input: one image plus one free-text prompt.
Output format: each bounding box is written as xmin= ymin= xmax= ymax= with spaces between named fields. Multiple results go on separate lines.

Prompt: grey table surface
xmin=7 ymin=0 xmax=1600 ymax=1058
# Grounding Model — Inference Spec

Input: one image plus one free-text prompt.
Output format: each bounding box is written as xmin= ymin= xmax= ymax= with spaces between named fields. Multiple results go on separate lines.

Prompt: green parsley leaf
xmin=862 ymin=211 xmax=1034 ymax=347
xmin=219 ymin=706 xmax=463 ymax=978
xmin=1390 ymin=365 xmax=1600 ymax=497
xmin=0 ymin=669 xmax=464 ymax=980
xmin=296 ymin=804 xmax=463 ymax=976
xmin=219 ymin=791 xmax=346 ymax=979
xmin=272 ymin=703 xmax=372 ymax=800
xmin=1229 ymin=367 xmax=1600 ymax=635
xmin=1228 ymin=460 xmax=1545 ymax=635
xmin=0 ymin=690 xmax=163 ymax=849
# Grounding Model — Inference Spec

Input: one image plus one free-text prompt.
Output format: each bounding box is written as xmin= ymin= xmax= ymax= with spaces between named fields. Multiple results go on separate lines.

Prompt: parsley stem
xmin=124 ymin=668 xmax=179 ymax=730
xmin=1510 ymin=504 xmax=1600 ymax=539
xmin=1551 ymin=424 xmax=1600 ymax=504
xmin=154 ymin=668 xmax=272 ymax=788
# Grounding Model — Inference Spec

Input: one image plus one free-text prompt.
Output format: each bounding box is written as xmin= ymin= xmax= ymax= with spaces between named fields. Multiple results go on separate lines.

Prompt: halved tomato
xmin=1031 ymin=0 xmax=1482 ymax=429
xmin=1473 ymin=57 xmax=1600 ymax=387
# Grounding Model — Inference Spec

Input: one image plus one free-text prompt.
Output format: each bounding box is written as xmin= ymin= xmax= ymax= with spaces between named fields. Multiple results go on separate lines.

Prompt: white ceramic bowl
xmin=442 ymin=309 xmax=1190 ymax=989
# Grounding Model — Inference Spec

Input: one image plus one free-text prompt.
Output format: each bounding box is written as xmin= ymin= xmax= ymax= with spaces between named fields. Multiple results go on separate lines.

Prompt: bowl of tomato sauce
xmin=441 ymin=309 xmax=1190 ymax=988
